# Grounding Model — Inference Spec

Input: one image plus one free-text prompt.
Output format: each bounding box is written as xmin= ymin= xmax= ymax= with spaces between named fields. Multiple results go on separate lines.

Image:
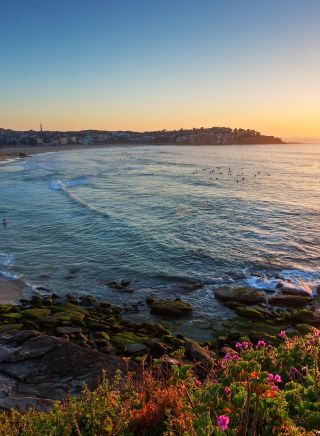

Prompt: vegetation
xmin=1 ymin=327 xmax=320 ymax=435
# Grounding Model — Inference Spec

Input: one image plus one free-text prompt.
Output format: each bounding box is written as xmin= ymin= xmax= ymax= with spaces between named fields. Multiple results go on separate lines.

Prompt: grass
xmin=1 ymin=327 xmax=320 ymax=435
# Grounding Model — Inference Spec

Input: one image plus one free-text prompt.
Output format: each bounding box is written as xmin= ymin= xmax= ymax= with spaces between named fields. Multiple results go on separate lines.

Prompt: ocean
xmin=1 ymin=144 xmax=320 ymax=338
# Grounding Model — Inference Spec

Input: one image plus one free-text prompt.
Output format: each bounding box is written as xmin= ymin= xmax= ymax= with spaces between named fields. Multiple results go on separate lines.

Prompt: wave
xmin=243 ymin=267 xmax=320 ymax=295
xmin=49 ymin=178 xmax=109 ymax=218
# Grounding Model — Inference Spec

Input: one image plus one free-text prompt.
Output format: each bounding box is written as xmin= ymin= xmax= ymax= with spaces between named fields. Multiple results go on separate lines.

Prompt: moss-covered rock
xmin=0 ymin=323 xmax=22 ymax=333
xmin=40 ymin=311 xmax=85 ymax=327
xmin=0 ymin=305 xmax=15 ymax=314
xmin=2 ymin=312 xmax=22 ymax=320
xmin=22 ymin=308 xmax=52 ymax=319
xmin=233 ymin=306 xmax=266 ymax=320
xmin=111 ymin=331 xmax=149 ymax=346
xmin=51 ymin=304 xmax=88 ymax=315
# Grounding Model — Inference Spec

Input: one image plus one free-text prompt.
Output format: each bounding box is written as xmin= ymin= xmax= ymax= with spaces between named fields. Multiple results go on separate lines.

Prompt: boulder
xmin=268 ymin=294 xmax=312 ymax=308
xmin=55 ymin=326 xmax=82 ymax=335
xmin=214 ymin=286 xmax=266 ymax=304
xmin=281 ymin=288 xmax=311 ymax=297
xmin=0 ymin=331 xmax=130 ymax=406
xmin=184 ymin=339 xmax=215 ymax=366
xmin=150 ymin=299 xmax=192 ymax=317
xmin=233 ymin=306 xmax=266 ymax=320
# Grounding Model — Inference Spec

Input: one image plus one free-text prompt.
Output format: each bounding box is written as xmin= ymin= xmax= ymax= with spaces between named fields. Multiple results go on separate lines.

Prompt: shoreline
xmin=0 ymin=276 xmax=25 ymax=304
xmin=0 ymin=141 xmax=298 ymax=164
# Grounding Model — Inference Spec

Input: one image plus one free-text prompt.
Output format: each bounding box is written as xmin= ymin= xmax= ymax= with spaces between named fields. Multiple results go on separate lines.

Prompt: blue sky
xmin=1 ymin=0 xmax=320 ymax=139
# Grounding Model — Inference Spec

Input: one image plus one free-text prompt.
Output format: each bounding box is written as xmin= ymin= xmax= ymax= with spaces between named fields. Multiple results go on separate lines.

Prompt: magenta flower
xmin=224 ymin=386 xmax=231 ymax=396
xmin=279 ymin=330 xmax=286 ymax=338
xmin=257 ymin=340 xmax=266 ymax=348
xmin=211 ymin=378 xmax=218 ymax=385
xmin=217 ymin=414 xmax=230 ymax=431
xmin=232 ymin=354 xmax=240 ymax=362
xmin=224 ymin=352 xmax=231 ymax=361
xmin=268 ymin=373 xmax=274 ymax=381
xmin=290 ymin=367 xmax=298 ymax=374
xmin=195 ymin=379 xmax=202 ymax=387
xmin=274 ymin=374 xmax=282 ymax=383
xmin=235 ymin=342 xmax=242 ymax=349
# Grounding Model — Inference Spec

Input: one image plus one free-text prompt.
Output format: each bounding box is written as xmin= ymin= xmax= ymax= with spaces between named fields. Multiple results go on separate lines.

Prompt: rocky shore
xmin=0 ymin=281 xmax=319 ymax=412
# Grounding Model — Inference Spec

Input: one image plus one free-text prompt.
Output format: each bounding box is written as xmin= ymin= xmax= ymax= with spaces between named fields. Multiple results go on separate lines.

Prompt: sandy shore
xmin=0 ymin=143 xmax=116 ymax=163
xmin=0 ymin=276 xmax=25 ymax=304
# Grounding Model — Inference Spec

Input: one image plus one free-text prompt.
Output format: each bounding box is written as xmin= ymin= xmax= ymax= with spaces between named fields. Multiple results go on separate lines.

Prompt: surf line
xmin=50 ymin=180 xmax=110 ymax=218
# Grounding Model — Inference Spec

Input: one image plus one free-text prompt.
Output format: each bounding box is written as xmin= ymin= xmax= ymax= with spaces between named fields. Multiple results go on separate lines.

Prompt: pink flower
xmin=235 ymin=342 xmax=242 ymax=349
xmin=232 ymin=354 xmax=240 ymax=362
xmin=279 ymin=330 xmax=286 ymax=338
xmin=268 ymin=373 xmax=274 ymax=381
xmin=211 ymin=378 xmax=218 ymax=385
xmin=224 ymin=386 xmax=231 ymax=396
xmin=257 ymin=340 xmax=266 ymax=348
xmin=217 ymin=414 xmax=230 ymax=431
xmin=224 ymin=352 xmax=231 ymax=361
xmin=274 ymin=374 xmax=282 ymax=383
xmin=195 ymin=380 xmax=202 ymax=387
xmin=271 ymin=384 xmax=279 ymax=391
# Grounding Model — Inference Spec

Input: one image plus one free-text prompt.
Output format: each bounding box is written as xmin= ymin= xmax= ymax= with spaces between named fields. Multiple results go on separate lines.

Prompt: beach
xmin=0 ymin=143 xmax=115 ymax=163
xmin=0 ymin=276 xmax=25 ymax=304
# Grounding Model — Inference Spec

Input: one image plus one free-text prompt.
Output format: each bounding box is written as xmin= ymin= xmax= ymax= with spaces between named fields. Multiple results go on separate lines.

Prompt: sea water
xmin=0 ymin=144 xmax=320 ymax=335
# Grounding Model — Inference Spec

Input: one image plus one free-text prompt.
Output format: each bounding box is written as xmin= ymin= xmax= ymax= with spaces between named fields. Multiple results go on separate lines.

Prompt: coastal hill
xmin=0 ymin=126 xmax=283 ymax=147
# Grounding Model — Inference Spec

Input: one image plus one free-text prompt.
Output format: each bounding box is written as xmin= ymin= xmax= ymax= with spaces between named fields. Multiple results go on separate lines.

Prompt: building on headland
xmin=0 ymin=126 xmax=283 ymax=146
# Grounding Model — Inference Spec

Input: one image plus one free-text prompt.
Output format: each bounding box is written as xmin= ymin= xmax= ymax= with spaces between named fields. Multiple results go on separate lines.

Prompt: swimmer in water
xmin=2 ymin=217 xmax=7 ymax=226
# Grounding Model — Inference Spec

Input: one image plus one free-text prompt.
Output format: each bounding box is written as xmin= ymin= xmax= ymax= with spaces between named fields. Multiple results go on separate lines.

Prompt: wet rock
xmin=146 ymin=296 xmax=156 ymax=305
xmin=233 ymin=306 xmax=266 ymax=320
xmin=80 ymin=295 xmax=97 ymax=306
xmin=100 ymin=300 xmax=112 ymax=309
xmin=281 ymin=288 xmax=311 ymax=297
xmin=214 ymin=286 xmax=266 ymax=304
xmin=66 ymin=293 xmax=79 ymax=304
xmin=149 ymin=299 xmax=192 ymax=317
xmin=268 ymin=294 xmax=312 ymax=308
xmin=108 ymin=281 xmax=134 ymax=293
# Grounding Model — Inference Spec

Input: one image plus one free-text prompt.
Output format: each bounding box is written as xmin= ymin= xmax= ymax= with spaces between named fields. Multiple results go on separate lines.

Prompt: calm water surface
xmin=1 ymin=144 xmax=320 ymax=337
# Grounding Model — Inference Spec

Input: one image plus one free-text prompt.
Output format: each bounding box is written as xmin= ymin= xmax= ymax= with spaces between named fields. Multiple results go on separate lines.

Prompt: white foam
xmin=244 ymin=267 xmax=320 ymax=295
xmin=245 ymin=275 xmax=279 ymax=290
xmin=0 ymin=270 xmax=20 ymax=280
xmin=0 ymin=253 xmax=15 ymax=268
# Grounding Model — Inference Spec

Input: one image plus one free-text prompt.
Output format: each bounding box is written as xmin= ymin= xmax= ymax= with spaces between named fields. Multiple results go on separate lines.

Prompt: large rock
xmin=150 ymin=299 xmax=192 ymax=317
xmin=0 ymin=330 xmax=129 ymax=409
xmin=214 ymin=286 xmax=266 ymax=304
xmin=268 ymin=294 xmax=312 ymax=308
xmin=184 ymin=339 xmax=215 ymax=366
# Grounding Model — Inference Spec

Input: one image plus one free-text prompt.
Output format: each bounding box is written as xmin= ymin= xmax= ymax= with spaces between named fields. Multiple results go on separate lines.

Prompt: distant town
xmin=0 ymin=126 xmax=283 ymax=146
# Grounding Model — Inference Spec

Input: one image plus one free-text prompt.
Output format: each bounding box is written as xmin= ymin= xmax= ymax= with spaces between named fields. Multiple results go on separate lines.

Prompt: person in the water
xmin=2 ymin=217 xmax=7 ymax=226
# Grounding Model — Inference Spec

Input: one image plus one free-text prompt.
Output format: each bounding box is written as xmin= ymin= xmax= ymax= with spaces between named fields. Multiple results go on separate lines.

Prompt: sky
xmin=1 ymin=0 xmax=319 ymax=140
